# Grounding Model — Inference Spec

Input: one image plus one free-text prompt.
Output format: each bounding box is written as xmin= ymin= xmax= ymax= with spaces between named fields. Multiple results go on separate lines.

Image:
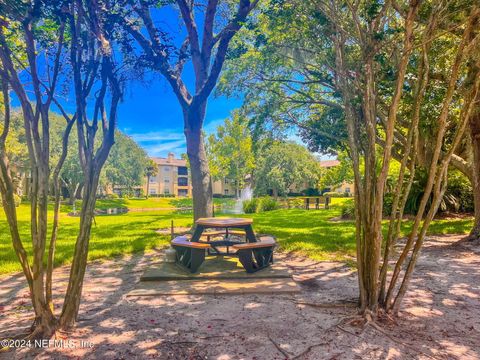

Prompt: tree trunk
xmin=184 ymin=103 xmax=213 ymax=221
xmin=146 ymin=175 xmax=150 ymax=199
xmin=68 ymin=183 xmax=79 ymax=205
xmin=59 ymin=170 xmax=100 ymax=329
xmin=468 ymin=104 xmax=480 ymax=240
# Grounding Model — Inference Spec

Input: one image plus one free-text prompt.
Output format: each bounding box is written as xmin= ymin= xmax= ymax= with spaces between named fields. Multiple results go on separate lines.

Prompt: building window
xmin=224 ymin=189 xmax=229 ymax=195
xmin=164 ymin=179 xmax=170 ymax=183
xmin=164 ymin=189 xmax=170 ymax=195
xmin=178 ymin=166 xmax=188 ymax=176
xmin=178 ymin=177 xmax=188 ymax=186
xmin=345 ymin=187 xmax=351 ymax=193
xmin=224 ymin=178 xmax=228 ymax=184
xmin=149 ymin=176 xmax=156 ymax=183
xmin=164 ymin=167 xmax=170 ymax=171
xmin=149 ymin=188 xmax=157 ymax=195
xmin=178 ymin=189 xmax=188 ymax=197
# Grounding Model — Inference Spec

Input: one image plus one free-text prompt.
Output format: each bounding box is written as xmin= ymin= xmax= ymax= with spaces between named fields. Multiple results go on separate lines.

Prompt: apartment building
xmin=319 ymin=159 xmax=354 ymax=194
xmin=144 ymin=153 xmax=236 ymax=197
xmin=144 ymin=153 xmax=191 ymax=197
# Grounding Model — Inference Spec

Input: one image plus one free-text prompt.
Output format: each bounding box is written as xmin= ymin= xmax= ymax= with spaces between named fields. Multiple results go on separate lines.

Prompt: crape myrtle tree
xmin=0 ymin=0 xmax=123 ymax=337
xmin=112 ymin=0 xmax=259 ymax=220
xmin=221 ymin=0 xmax=480 ymax=316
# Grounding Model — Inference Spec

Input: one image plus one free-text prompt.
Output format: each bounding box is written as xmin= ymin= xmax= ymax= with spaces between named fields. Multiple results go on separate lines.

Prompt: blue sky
xmin=118 ymin=78 xmax=242 ymax=158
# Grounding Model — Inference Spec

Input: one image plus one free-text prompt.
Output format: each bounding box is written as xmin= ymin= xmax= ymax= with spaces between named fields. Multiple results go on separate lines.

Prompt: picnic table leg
xmin=191 ymin=224 xmax=204 ymax=242
xmin=244 ymin=225 xmax=257 ymax=243
xmin=305 ymin=198 xmax=310 ymax=210
xmin=316 ymin=198 xmax=319 ymax=210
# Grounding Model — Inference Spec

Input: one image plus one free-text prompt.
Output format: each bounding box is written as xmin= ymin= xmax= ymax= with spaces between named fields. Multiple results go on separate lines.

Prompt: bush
xmin=301 ymin=188 xmax=320 ymax=196
xmin=323 ymin=191 xmax=345 ymax=198
xmin=341 ymin=200 xmax=355 ymax=219
xmin=0 ymin=193 xmax=22 ymax=207
xmin=213 ymin=194 xmax=236 ymax=198
xmin=105 ymin=193 xmax=120 ymax=199
xmin=257 ymin=196 xmax=279 ymax=212
xmin=287 ymin=197 xmax=304 ymax=209
xmin=243 ymin=198 xmax=258 ymax=213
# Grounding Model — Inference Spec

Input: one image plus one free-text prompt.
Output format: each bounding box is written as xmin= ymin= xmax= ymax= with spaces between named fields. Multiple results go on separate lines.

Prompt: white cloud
xmin=129 ymin=131 xmax=184 ymax=142
xmin=128 ymin=118 xmax=227 ymax=158
xmin=142 ymin=139 xmax=186 ymax=157
xmin=204 ymin=118 xmax=225 ymax=134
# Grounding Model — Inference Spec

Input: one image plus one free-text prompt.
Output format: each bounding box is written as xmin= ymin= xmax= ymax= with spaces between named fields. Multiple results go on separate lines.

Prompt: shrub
xmin=106 ymin=193 xmax=120 ymax=199
xmin=1 ymin=193 xmax=22 ymax=207
xmin=301 ymin=188 xmax=320 ymax=196
xmin=287 ymin=197 xmax=304 ymax=209
xmin=257 ymin=196 xmax=279 ymax=212
xmin=243 ymin=198 xmax=258 ymax=213
xmin=341 ymin=200 xmax=355 ymax=219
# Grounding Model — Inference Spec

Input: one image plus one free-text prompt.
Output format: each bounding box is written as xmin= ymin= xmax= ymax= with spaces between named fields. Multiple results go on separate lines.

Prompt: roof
xmin=152 ymin=157 xmax=187 ymax=167
xmin=319 ymin=160 xmax=340 ymax=168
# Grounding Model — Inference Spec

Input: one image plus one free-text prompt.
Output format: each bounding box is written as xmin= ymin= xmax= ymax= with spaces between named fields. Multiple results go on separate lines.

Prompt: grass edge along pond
xmin=0 ymin=197 xmax=473 ymax=275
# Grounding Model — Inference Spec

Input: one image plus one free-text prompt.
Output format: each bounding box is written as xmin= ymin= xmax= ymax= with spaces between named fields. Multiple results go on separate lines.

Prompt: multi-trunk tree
xmin=0 ymin=0 xmax=123 ymax=336
xmin=113 ymin=0 xmax=259 ymax=220
xmin=221 ymin=0 xmax=480 ymax=315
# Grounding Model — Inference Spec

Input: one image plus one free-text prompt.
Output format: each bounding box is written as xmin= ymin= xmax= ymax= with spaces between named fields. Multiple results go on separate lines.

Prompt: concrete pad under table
xmin=126 ymin=278 xmax=300 ymax=296
xmin=140 ymin=256 xmax=291 ymax=281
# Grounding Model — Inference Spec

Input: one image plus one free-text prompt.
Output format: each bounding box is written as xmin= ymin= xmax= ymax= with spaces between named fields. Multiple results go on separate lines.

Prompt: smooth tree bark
xmin=469 ymin=101 xmax=480 ymax=240
xmin=323 ymin=0 xmax=480 ymax=316
xmin=120 ymin=0 xmax=259 ymax=220
xmin=0 ymin=11 xmax=67 ymax=337
xmin=59 ymin=1 xmax=122 ymax=328
xmin=0 ymin=0 xmax=122 ymax=336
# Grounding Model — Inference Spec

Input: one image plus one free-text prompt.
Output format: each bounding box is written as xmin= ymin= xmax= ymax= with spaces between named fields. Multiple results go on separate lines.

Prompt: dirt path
xmin=0 ymin=235 xmax=479 ymax=359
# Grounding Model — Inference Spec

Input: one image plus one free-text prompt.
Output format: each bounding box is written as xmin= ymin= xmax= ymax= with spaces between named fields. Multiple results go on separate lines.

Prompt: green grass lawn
xmin=0 ymin=197 xmax=473 ymax=275
xmin=90 ymin=196 xmax=235 ymax=210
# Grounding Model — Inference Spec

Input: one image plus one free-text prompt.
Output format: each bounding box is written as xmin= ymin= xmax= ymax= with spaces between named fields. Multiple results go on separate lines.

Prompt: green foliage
xmin=243 ymin=198 xmax=258 ymax=213
xmin=287 ymin=197 xmax=304 ymax=209
xmin=206 ymin=111 xmax=255 ymax=195
xmin=257 ymin=196 xmax=279 ymax=212
xmin=341 ymin=200 xmax=355 ymax=219
xmin=242 ymin=196 xmax=279 ymax=213
xmin=319 ymin=152 xmax=354 ymax=191
xmin=103 ymin=132 xmax=149 ymax=191
xmin=254 ymin=141 xmax=321 ymax=197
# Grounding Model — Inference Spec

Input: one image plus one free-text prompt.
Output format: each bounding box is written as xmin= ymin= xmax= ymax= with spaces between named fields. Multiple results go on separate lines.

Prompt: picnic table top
xmin=195 ymin=217 xmax=253 ymax=227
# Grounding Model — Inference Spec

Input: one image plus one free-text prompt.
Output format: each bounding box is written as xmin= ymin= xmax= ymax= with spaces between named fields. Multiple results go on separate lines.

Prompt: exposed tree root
xmin=268 ymin=335 xmax=292 ymax=359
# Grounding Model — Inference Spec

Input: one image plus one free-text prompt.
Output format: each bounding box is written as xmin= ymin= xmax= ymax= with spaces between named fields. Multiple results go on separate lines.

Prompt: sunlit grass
xmin=0 ymin=197 xmax=473 ymax=275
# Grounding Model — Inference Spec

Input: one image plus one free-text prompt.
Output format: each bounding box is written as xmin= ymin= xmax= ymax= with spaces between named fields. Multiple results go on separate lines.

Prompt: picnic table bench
xmin=171 ymin=217 xmax=276 ymax=273
xmin=296 ymin=196 xmax=330 ymax=210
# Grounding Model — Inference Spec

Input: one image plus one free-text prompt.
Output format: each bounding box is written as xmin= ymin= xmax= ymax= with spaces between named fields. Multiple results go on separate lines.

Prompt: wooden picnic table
xmin=172 ymin=217 xmax=276 ymax=273
xmin=191 ymin=217 xmax=257 ymax=255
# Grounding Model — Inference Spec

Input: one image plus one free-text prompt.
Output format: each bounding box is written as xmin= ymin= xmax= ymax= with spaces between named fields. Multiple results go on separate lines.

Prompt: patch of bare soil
xmin=0 ymin=235 xmax=479 ymax=359
xmin=155 ymin=227 xmax=191 ymax=235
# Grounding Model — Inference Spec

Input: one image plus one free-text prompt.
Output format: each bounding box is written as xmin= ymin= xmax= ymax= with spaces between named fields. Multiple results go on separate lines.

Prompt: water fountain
xmin=231 ymin=184 xmax=253 ymax=214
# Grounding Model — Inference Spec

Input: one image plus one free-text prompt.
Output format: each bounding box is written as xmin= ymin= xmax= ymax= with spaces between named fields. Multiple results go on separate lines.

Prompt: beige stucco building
xmin=144 ymin=153 xmax=191 ymax=197
xmin=144 ymin=153 xmax=236 ymax=197
xmin=319 ymin=159 xmax=354 ymax=195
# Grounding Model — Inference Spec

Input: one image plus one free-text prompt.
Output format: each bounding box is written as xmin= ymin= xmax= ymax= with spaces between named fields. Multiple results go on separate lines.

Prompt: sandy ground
xmin=0 ymin=234 xmax=479 ymax=360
